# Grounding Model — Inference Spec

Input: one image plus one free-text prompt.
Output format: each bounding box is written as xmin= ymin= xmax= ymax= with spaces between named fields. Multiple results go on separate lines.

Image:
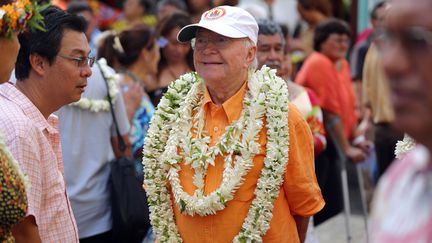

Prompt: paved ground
xmin=313 ymin=161 xmax=373 ymax=243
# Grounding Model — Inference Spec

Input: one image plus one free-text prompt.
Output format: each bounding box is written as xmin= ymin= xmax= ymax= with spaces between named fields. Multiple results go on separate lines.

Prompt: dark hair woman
xmin=296 ymin=19 xmax=370 ymax=224
xmin=156 ymin=12 xmax=194 ymax=105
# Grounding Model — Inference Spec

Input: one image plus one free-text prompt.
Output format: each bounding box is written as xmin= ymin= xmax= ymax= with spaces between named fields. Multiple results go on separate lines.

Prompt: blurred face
xmin=188 ymin=0 xmax=210 ymax=12
xmin=319 ymin=33 xmax=350 ymax=61
xmin=144 ymin=41 xmax=160 ymax=75
xmin=380 ymin=0 xmax=432 ymax=144
xmin=297 ymin=4 xmax=315 ymax=25
xmin=76 ymin=10 xmax=95 ymax=41
xmin=193 ymin=29 xmax=256 ymax=87
xmin=124 ymin=0 xmax=144 ymax=20
xmin=0 ymin=33 xmax=20 ymax=83
xmin=45 ymin=30 xmax=92 ymax=105
xmin=162 ymin=27 xmax=191 ymax=63
xmin=371 ymin=6 xmax=387 ymax=30
xmin=257 ymin=33 xmax=285 ymax=75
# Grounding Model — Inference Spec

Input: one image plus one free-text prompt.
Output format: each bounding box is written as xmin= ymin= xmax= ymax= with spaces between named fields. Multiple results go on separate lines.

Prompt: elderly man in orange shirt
xmin=142 ymin=5 xmax=324 ymax=243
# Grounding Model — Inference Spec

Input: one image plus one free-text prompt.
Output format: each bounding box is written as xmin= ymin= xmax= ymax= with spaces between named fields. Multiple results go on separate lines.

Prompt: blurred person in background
xmin=156 ymin=0 xmax=188 ymax=21
xmin=256 ymin=18 xmax=326 ymax=243
xmin=296 ymin=19 xmax=370 ymax=225
xmin=58 ymin=5 xmax=131 ymax=243
xmin=186 ymin=0 xmax=212 ymax=23
xmin=111 ymin=0 xmax=156 ymax=32
xmin=99 ymin=25 xmax=158 ymax=170
xmin=67 ymin=1 xmax=102 ymax=58
xmin=292 ymin=0 xmax=332 ymax=59
xmin=370 ymin=0 xmax=432 ymax=241
xmin=156 ymin=12 xmax=194 ymax=105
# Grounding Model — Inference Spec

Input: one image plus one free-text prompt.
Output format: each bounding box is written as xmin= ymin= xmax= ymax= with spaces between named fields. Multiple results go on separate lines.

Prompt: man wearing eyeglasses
xmin=370 ymin=0 xmax=432 ymax=242
xmin=143 ymin=6 xmax=324 ymax=243
xmin=0 ymin=6 xmax=91 ymax=242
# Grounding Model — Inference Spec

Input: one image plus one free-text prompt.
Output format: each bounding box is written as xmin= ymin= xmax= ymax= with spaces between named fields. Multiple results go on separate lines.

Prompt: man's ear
xmin=29 ymin=54 xmax=47 ymax=76
xmin=245 ymin=45 xmax=257 ymax=68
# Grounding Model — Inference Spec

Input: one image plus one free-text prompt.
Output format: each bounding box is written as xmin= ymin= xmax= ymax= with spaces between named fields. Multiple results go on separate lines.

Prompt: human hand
xmin=345 ymin=145 xmax=367 ymax=163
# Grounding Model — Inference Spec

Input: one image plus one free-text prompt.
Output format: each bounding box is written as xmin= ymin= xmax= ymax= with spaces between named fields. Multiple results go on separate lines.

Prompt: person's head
xmin=256 ymin=19 xmax=285 ymax=74
xmin=156 ymin=0 xmax=188 ymax=21
xmin=15 ymin=6 xmax=91 ymax=104
xmin=114 ymin=25 xmax=159 ymax=74
xmin=297 ymin=0 xmax=332 ymax=25
xmin=123 ymin=0 xmax=152 ymax=21
xmin=379 ymin=0 xmax=432 ymax=146
xmin=177 ymin=6 xmax=257 ymax=86
xmin=186 ymin=0 xmax=212 ymax=15
xmin=370 ymin=1 xmax=387 ymax=30
xmin=66 ymin=1 xmax=95 ymax=40
xmin=314 ymin=18 xmax=351 ymax=62
xmin=158 ymin=13 xmax=193 ymax=71
xmin=0 ymin=0 xmax=45 ymax=83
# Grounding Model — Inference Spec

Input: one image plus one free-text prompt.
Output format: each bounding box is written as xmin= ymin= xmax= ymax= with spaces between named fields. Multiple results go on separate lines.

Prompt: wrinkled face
xmin=380 ymin=0 xmax=432 ymax=144
xmin=193 ymin=28 xmax=256 ymax=87
xmin=162 ymin=27 xmax=191 ymax=63
xmin=0 ymin=33 xmax=20 ymax=84
xmin=44 ymin=30 xmax=92 ymax=105
xmin=320 ymin=33 xmax=350 ymax=61
xmin=257 ymin=33 xmax=284 ymax=74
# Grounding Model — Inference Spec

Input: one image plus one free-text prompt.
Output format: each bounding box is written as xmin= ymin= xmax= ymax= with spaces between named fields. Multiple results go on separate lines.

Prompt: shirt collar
xmin=0 ymin=82 xmax=59 ymax=134
xmin=203 ymin=81 xmax=247 ymax=123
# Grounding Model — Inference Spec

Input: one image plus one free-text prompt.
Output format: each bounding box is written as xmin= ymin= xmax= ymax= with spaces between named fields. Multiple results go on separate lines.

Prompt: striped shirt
xmin=0 ymin=82 xmax=79 ymax=242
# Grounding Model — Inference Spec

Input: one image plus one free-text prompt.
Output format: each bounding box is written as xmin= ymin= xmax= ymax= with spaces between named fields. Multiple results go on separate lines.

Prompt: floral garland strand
xmin=0 ymin=0 xmax=47 ymax=39
xmin=69 ymin=58 xmax=120 ymax=112
xmin=143 ymin=66 xmax=290 ymax=242
xmin=162 ymin=71 xmax=266 ymax=216
xmin=395 ymin=134 xmax=416 ymax=159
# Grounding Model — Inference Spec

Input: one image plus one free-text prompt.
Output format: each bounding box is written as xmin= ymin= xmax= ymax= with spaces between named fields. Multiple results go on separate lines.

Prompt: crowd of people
xmin=1 ymin=0 xmax=431 ymax=242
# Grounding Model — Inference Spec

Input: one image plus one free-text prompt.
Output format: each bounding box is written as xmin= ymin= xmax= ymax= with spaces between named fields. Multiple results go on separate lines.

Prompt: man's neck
xmin=205 ymin=78 xmax=246 ymax=106
xmin=15 ymin=78 xmax=56 ymax=119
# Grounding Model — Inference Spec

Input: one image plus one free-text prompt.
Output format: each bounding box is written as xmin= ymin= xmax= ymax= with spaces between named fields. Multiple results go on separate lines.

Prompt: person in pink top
xmin=370 ymin=0 xmax=432 ymax=242
xmin=0 ymin=6 xmax=92 ymax=243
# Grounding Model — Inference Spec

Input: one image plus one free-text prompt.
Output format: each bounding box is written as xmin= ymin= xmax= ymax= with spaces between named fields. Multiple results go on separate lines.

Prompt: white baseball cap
xmin=177 ymin=5 xmax=258 ymax=45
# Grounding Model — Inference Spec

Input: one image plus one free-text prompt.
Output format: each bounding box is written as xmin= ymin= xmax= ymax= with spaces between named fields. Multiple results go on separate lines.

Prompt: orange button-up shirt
xmin=173 ymin=82 xmax=325 ymax=242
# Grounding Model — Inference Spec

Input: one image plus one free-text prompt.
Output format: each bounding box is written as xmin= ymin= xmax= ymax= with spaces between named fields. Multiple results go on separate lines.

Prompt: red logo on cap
xmin=204 ymin=7 xmax=226 ymax=20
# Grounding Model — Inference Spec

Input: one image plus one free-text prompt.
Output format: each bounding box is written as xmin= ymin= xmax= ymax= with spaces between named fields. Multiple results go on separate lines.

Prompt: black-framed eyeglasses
xmin=57 ymin=54 xmax=96 ymax=68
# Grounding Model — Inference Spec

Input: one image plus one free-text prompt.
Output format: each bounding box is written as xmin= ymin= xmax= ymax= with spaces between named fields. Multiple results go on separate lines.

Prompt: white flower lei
xmin=69 ymin=58 xmax=120 ymax=112
xmin=142 ymin=66 xmax=290 ymax=242
xmin=395 ymin=134 xmax=416 ymax=159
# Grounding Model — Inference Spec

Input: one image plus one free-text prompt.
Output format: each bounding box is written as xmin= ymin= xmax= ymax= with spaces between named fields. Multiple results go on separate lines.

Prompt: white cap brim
xmin=177 ymin=22 xmax=249 ymax=43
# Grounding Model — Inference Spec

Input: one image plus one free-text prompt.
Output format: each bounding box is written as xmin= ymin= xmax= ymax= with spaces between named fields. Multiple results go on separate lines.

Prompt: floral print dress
xmin=0 ymin=133 xmax=27 ymax=243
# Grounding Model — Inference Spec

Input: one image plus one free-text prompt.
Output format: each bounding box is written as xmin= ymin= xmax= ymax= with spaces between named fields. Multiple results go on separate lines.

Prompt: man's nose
xmin=81 ymin=65 xmax=92 ymax=78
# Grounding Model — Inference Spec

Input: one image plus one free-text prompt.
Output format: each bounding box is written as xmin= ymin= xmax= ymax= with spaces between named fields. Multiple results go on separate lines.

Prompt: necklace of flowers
xmin=162 ymin=73 xmax=266 ymax=216
xmin=395 ymin=134 xmax=416 ymax=159
xmin=69 ymin=58 xmax=120 ymax=112
xmin=143 ymin=66 xmax=290 ymax=242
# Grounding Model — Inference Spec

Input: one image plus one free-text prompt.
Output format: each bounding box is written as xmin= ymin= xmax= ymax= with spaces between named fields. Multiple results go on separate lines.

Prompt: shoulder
xmin=0 ymin=99 xmax=38 ymax=141
xmin=304 ymin=52 xmax=333 ymax=67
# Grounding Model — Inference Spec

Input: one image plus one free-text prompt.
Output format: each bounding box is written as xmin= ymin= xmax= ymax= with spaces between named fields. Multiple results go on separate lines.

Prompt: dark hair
xmin=99 ymin=25 xmax=155 ymax=68
xmin=313 ymin=18 xmax=351 ymax=51
xmin=298 ymin=0 xmax=332 ymax=17
xmin=67 ymin=1 xmax=93 ymax=15
xmin=139 ymin=0 xmax=154 ymax=13
xmin=157 ymin=12 xmax=194 ymax=72
xmin=15 ymin=6 xmax=87 ymax=80
xmin=370 ymin=1 xmax=386 ymax=20
xmin=156 ymin=0 xmax=187 ymax=13
xmin=257 ymin=19 xmax=285 ymax=42
xmin=97 ymin=31 xmax=117 ymax=67
xmin=0 ymin=0 xmax=13 ymax=6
